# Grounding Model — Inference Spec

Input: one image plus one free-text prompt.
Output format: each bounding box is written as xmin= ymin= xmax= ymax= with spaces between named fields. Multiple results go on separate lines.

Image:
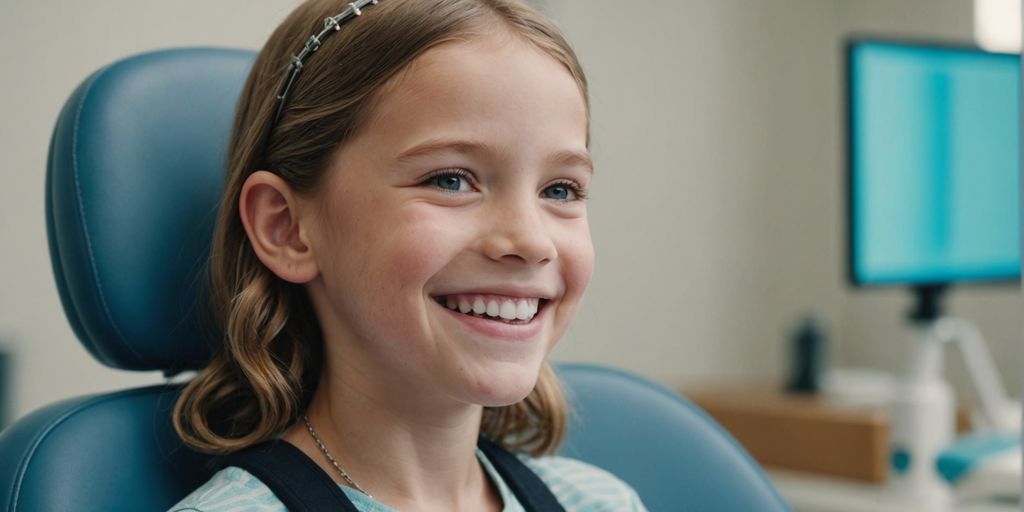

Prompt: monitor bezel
xmin=844 ymin=36 xmax=1022 ymax=288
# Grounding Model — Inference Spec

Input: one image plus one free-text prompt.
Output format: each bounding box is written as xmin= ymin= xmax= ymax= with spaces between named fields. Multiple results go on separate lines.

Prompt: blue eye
xmin=542 ymin=181 xmax=585 ymax=202
xmin=426 ymin=170 xmax=472 ymax=192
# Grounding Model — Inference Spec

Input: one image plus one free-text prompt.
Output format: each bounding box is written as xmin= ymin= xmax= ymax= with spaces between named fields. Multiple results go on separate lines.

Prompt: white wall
xmin=548 ymin=0 xmax=842 ymax=386
xmin=0 ymin=0 xmax=1018 ymax=423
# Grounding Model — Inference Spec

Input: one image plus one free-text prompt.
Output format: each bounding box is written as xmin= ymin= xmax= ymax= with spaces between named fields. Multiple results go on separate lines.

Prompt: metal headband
xmin=272 ymin=0 xmax=381 ymax=127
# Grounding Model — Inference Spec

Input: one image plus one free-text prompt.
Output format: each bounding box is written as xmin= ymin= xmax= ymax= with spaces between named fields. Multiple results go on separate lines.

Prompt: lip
xmin=433 ymin=297 xmax=549 ymax=342
xmin=430 ymin=285 xmax=556 ymax=301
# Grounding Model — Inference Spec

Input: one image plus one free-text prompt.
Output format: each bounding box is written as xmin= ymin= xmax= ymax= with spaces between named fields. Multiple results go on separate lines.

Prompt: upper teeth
xmin=441 ymin=295 xmax=541 ymax=321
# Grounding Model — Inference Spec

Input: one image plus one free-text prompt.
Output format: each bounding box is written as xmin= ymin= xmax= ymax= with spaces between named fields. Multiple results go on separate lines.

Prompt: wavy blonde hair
xmin=173 ymin=0 xmax=589 ymax=456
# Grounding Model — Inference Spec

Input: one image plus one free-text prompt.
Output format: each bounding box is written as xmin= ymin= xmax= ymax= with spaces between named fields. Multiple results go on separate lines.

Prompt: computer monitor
xmin=846 ymin=39 xmax=1021 ymax=288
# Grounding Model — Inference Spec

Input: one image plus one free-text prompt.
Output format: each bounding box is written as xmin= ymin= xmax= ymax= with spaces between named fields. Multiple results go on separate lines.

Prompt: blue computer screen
xmin=849 ymin=41 xmax=1021 ymax=285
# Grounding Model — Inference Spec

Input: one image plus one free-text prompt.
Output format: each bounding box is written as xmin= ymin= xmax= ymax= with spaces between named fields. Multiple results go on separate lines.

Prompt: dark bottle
xmin=786 ymin=316 xmax=825 ymax=394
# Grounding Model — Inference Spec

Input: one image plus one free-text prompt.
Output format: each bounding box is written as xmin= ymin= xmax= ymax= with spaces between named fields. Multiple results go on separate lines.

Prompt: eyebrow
xmin=395 ymin=138 xmax=594 ymax=174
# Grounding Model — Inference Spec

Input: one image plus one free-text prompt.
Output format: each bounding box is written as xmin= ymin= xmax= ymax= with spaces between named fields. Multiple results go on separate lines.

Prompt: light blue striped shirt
xmin=170 ymin=449 xmax=646 ymax=511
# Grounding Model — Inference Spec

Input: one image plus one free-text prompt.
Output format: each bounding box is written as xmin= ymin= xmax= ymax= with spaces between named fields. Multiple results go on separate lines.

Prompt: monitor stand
xmin=905 ymin=284 xmax=1017 ymax=431
xmin=885 ymin=285 xmax=1018 ymax=508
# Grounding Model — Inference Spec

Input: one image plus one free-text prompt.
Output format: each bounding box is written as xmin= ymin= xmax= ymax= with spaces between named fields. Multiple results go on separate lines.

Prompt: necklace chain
xmin=303 ymin=414 xmax=373 ymax=498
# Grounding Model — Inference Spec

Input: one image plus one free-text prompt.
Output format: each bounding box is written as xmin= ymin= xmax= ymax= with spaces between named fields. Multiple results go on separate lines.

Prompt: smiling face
xmin=296 ymin=30 xmax=593 ymax=410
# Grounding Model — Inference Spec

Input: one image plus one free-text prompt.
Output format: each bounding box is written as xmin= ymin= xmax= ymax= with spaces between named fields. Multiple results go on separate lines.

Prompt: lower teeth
xmin=452 ymin=309 xmax=528 ymax=324
xmin=470 ymin=312 xmax=526 ymax=324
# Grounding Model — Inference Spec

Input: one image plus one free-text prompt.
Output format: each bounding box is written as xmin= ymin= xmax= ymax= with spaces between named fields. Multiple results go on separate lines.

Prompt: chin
xmin=460 ymin=363 xmax=541 ymax=408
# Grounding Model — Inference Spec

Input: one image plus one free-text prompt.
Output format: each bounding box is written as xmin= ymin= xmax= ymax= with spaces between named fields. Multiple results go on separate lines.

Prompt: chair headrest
xmin=47 ymin=48 xmax=255 ymax=372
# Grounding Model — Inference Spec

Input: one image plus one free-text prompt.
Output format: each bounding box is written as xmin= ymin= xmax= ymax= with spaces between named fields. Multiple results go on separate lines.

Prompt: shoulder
xmin=167 ymin=466 xmax=286 ymax=512
xmin=522 ymin=455 xmax=648 ymax=511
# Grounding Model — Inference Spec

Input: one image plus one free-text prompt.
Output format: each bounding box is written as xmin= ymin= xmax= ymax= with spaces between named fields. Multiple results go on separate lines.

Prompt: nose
xmin=480 ymin=200 xmax=557 ymax=266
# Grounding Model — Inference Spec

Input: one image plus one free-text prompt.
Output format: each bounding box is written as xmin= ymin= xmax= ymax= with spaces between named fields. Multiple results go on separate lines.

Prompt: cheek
xmin=560 ymin=221 xmax=595 ymax=297
xmin=320 ymin=198 xmax=446 ymax=278
xmin=331 ymin=206 xmax=471 ymax=331
xmin=379 ymin=207 xmax=470 ymax=289
xmin=548 ymin=221 xmax=594 ymax=343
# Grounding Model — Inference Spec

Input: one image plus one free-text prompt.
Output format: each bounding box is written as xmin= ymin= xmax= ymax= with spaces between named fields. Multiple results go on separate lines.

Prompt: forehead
xmin=353 ymin=31 xmax=589 ymax=158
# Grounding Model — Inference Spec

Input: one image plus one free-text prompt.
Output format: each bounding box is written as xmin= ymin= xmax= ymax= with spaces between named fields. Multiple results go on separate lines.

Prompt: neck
xmin=280 ymin=358 xmax=501 ymax=511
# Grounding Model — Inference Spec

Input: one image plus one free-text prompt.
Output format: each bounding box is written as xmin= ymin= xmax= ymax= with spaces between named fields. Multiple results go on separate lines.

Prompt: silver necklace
xmin=303 ymin=414 xmax=373 ymax=498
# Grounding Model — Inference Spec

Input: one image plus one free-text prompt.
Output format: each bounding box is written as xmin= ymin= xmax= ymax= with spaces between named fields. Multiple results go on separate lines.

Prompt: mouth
xmin=431 ymin=294 xmax=551 ymax=325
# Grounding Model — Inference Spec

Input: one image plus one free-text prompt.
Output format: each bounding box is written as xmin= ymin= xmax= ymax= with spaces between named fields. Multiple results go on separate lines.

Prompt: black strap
xmin=477 ymin=437 xmax=566 ymax=512
xmin=221 ymin=441 xmax=360 ymax=512
xmin=222 ymin=438 xmax=565 ymax=511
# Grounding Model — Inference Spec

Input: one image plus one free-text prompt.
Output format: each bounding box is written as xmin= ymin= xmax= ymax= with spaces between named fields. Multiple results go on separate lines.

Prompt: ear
xmin=239 ymin=170 xmax=319 ymax=284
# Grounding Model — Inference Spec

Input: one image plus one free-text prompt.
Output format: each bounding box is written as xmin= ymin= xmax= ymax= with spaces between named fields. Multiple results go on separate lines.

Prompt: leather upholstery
xmin=46 ymin=47 xmax=253 ymax=372
xmin=558 ymin=364 xmax=791 ymax=511
xmin=0 ymin=386 xmax=214 ymax=511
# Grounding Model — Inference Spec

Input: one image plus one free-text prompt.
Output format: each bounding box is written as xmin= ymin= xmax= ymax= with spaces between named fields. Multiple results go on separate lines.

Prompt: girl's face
xmin=302 ymin=30 xmax=592 ymax=409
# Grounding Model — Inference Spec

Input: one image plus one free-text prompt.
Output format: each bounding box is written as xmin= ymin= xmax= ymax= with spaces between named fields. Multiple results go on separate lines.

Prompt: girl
xmin=171 ymin=0 xmax=645 ymax=510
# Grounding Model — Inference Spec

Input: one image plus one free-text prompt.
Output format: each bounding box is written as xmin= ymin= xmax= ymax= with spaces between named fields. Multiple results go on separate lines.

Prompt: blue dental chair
xmin=0 ymin=48 xmax=790 ymax=512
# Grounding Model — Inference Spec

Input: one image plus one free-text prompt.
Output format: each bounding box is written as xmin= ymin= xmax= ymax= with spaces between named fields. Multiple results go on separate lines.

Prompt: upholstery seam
xmin=8 ymin=386 xmax=175 ymax=511
xmin=69 ymin=65 xmax=140 ymax=363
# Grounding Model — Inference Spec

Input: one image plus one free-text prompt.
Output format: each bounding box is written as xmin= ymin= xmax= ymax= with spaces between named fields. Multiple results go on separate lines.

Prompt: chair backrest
xmin=46 ymin=47 xmax=251 ymax=372
xmin=0 ymin=48 xmax=790 ymax=512
xmin=0 ymin=385 xmax=210 ymax=511
xmin=557 ymin=363 xmax=791 ymax=511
